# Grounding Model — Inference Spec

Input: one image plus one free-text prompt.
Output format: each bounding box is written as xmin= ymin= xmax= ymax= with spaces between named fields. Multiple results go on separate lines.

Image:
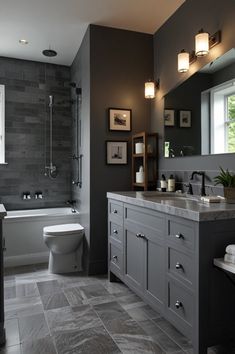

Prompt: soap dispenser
xmin=168 ymin=174 xmax=175 ymax=192
xmin=160 ymin=174 xmax=167 ymax=192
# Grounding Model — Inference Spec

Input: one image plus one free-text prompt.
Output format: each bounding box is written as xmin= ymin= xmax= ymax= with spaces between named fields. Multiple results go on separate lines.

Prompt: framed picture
xmin=106 ymin=141 xmax=128 ymax=165
xmin=108 ymin=108 xmax=132 ymax=131
xmin=164 ymin=109 xmax=175 ymax=126
xmin=179 ymin=110 xmax=191 ymax=127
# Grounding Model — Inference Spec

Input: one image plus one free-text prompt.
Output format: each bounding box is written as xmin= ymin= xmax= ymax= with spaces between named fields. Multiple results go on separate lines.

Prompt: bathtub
xmin=3 ymin=207 xmax=80 ymax=268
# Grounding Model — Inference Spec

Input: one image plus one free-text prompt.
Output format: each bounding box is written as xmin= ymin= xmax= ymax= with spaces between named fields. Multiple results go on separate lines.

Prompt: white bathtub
xmin=3 ymin=207 xmax=80 ymax=268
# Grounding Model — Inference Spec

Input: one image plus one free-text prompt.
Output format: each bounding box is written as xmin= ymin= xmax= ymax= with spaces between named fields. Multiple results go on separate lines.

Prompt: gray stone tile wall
xmin=0 ymin=57 xmax=72 ymax=210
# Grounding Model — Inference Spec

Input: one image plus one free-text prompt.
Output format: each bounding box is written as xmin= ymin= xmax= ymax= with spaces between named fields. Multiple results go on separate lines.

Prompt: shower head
xmin=42 ymin=49 xmax=57 ymax=57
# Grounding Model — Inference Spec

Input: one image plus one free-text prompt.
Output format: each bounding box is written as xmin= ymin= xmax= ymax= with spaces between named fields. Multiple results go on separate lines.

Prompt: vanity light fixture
xmin=177 ymin=30 xmax=221 ymax=73
xmin=144 ymin=79 xmax=159 ymax=99
xmin=195 ymin=29 xmax=209 ymax=57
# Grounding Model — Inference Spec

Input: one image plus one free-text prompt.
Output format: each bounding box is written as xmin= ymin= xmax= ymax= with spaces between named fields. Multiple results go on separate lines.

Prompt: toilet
xmin=43 ymin=223 xmax=84 ymax=274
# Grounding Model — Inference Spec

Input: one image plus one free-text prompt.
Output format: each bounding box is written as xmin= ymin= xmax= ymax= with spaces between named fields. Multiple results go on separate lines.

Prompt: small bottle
xmin=160 ymin=174 xmax=167 ymax=192
xmin=168 ymin=174 xmax=175 ymax=192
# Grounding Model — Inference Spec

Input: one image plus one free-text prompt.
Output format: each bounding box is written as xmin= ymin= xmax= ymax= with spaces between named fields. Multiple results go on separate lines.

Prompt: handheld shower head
xmin=49 ymin=95 xmax=53 ymax=107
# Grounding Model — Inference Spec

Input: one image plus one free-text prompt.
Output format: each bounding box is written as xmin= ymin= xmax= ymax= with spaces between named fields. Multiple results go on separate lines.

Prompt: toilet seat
xmin=43 ymin=223 xmax=84 ymax=236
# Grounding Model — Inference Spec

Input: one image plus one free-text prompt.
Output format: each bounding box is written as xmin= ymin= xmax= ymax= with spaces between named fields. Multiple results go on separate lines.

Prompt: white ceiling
xmin=0 ymin=0 xmax=184 ymax=66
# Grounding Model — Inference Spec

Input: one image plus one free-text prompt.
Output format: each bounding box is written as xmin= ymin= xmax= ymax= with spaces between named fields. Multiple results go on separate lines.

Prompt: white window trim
xmin=0 ymin=85 xmax=5 ymax=164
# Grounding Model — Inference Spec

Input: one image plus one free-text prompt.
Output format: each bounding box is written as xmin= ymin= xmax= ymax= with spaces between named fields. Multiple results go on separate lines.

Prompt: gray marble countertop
xmin=0 ymin=204 xmax=7 ymax=219
xmin=107 ymin=191 xmax=235 ymax=222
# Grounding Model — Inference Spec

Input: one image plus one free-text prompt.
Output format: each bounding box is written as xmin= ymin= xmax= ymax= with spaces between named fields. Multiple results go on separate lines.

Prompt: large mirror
xmin=164 ymin=48 xmax=235 ymax=157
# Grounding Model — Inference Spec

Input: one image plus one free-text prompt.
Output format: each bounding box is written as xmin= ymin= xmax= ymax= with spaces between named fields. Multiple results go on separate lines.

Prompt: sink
xmin=137 ymin=191 xmax=202 ymax=203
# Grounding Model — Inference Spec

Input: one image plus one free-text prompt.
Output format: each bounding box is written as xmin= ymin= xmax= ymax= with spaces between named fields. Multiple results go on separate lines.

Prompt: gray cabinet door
xmin=124 ymin=224 xmax=144 ymax=294
xmin=144 ymin=234 xmax=165 ymax=312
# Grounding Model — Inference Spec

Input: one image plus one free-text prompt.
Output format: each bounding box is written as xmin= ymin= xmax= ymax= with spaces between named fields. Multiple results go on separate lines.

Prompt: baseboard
xmin=88 ymin=259 xmax=107 ymax=275
xmin=4 ymin=252 xmax=49 ymax=268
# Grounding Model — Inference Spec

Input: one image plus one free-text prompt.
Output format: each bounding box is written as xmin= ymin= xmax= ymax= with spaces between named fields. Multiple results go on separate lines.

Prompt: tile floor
xmin=0 ymin=264 xmax=234 ymax=354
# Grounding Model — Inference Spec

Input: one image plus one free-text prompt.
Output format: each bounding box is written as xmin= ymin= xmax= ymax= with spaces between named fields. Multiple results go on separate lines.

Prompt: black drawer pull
xmin=175 ymin=300 xmax=182 ymax=309
xmin=112 ymin=255 xmax=118 ymax=262
xmin=112 ymin=209 xmax=118 ymax=214
xmin=113 ymin=229 xmax=118 ymax=234
xmin=175 ymin=262 xmax=183 ymax=270
xmin=175 ymin=233 xmax=184 ymax=239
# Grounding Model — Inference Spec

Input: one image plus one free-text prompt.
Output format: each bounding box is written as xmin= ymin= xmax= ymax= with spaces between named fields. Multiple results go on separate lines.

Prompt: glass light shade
xmin=195 ymin=31 xmax=209 ymax=57
xmin=178 ymin=50 xmax=189 ymax=73
xmin=145 ymin=81 xmax=155 ymax=99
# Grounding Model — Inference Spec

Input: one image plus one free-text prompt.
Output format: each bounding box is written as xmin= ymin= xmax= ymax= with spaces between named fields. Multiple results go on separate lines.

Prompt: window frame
xmin=0 ymin=85 xmax=5 ymax=164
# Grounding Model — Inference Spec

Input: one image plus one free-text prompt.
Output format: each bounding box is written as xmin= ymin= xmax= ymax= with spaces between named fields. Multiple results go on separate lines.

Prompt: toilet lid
xmin=43 ymin=223 xmax=84 ymax=236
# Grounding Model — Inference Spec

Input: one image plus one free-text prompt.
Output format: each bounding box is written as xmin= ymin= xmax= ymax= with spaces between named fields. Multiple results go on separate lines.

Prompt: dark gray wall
xmin=71 ymin=25 xmax=153 ymax=274
xmin=0 ymin=57 xmax=72 ymax=210
xmin=71 ymin=28 xmax=91 ymax=271
xmin=151 ymin=0 xmax=235 ymax=192
xmin=89 ymin=25 xmax=153 ymax=273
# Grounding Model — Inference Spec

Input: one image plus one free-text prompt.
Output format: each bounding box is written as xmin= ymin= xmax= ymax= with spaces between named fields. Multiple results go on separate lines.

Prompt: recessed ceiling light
xmin=19 ymin=39 xmax=28 ymax=45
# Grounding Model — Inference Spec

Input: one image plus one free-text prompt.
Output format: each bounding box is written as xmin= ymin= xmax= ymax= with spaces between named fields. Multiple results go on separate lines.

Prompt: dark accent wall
xmin=151 ymin=0 xmax=235 ymax=192
xmin=71 ymin=25 xmax=153 ymax=274
xmin=0 ymin=57 xmax=72 ymax=210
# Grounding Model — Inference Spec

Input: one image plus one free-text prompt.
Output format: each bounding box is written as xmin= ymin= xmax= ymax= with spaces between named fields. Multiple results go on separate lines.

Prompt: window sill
xmin=0 ymin=162 xmax=8 ymax=165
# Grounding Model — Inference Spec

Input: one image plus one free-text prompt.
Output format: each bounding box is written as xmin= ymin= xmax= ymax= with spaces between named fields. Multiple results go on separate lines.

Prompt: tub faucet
xmin=190 ymin=171 xmax=206 ymax=196
xmin=66 ymin=200 xmax=77 ymax=213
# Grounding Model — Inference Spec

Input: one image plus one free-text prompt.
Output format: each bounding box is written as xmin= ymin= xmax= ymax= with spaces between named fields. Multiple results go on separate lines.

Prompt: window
xmin=226 ymin=94 xmax=235 ymax=153
xmin=0 ymin=85 xmax=5 ymax=163
xmin=210 ymin=79 xmax=235 ymax=154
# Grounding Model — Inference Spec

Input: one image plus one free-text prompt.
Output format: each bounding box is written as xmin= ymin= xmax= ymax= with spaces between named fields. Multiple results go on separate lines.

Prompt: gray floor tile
xmin=16 ymin=283 xmax=39 ymax=298
xmin=117 ymin=293 xmax=145 ymax=310
xmin=79 ymin=283 xmax=109 ymax=300
xmin=41 ymin=291 xmax=69 ymax=310
xmin=153 ymin=317 xmax=192 ymax=350
xmin=4 ymin=296 xmax=43 ymax=320
xmin=63 ymin=286 xmax=83 ymax=306
xmin=4 ymin=286 xmax=16 ymax=300
xmin=22 ymin=335 xmax=57 ymax=354
xmin=127 ymin=304 xmax=161 ymax=321
xmin=149 ymin=322 xmax=183 ymax=353
xmin=0 ymin=344 xmax=22 ymax=353
xmin=82 ymin=294 xmax=116 ymax=306
xmin=54 ymin=325 xmax=121 ymax=354
xmin=94 ymin=301 xmax=130 ymax=323
xmin=19 ymin=313 xmax=49 ymax=342
xmin=37 ymin=280 xmax=60 ymax=296
xmin=46 ymin=304 xmax=101 ymax=335
xmin=4 ymin=319 xmax=20 ymax=347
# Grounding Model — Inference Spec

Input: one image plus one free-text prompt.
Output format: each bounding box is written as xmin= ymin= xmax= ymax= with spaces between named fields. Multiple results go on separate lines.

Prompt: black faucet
xmin=190 ymin=171 xmax=206 ymax=196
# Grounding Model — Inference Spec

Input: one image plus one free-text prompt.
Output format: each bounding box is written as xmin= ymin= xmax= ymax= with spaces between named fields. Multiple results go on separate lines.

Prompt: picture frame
xmin=179 ymin=110 xmax=191 ymax=128
xmin=108 ymin=108 xmax=132 ymax=131
xmin=106 ymin=141 xmax=128 ymax=165
xmin=164 ymin=109 xmax=175 ymax=126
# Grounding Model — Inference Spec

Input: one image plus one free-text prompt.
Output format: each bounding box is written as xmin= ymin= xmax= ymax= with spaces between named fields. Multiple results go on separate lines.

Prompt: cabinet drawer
xmin=109 ymin=221 xmax=123 ymax=245
xmin=109 ymin=243 xmax=123 ymax=277
xmin=168 ymin=247 xmax=193 ymax=287
xmin=167 ymin=217 xmax=195 ymax=251
xmin=167 ymin=279 xmax=193 ymax=331
xmin=125 ymin=204 xmax=165 ymax=240
xmin=109 ymin=200 xmax=123 ymax=223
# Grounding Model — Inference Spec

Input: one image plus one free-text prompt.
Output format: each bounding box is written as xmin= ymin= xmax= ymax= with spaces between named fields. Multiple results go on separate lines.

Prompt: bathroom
xmin=1 ymin=0 xmax=235 ymax=353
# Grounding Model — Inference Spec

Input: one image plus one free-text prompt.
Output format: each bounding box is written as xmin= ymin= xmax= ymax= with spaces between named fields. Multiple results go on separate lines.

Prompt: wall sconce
xmin=195 ymin=29 xmax=209 ymax=57
xmin=177 ymin=30 xmax=221 ymax=73
xmin=144 ymin=80 xmax=159 ymax=99
xmin=178 ymin=50 xmax=189 ymax=73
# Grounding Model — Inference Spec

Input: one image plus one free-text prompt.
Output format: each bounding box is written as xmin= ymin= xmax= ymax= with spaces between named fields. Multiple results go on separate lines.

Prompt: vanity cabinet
xmin=108 ymin=196 xmax=235 ymax=354
xmin=124 ymin=204 xmax=165 ymax=311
